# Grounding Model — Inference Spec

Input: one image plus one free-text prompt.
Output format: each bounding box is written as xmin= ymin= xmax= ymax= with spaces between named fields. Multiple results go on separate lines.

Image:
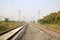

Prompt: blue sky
xmin=0 ymin=0 xmax=60 ymax=21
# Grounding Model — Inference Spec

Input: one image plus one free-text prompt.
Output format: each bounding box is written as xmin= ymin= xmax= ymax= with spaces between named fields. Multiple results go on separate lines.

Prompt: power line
xmin=10 ymin=0 xmax=21 ymax=21
xmin=9 ymin=0 xmax=18 ymax=10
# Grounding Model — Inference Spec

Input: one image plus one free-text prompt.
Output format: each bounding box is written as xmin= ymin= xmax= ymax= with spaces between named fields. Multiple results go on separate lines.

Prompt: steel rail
xmin=0 ymin=24 xmax=28 ymax=40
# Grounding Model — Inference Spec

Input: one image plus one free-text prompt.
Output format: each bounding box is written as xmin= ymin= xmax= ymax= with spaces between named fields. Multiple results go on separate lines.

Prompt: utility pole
xmin=19 ymin=10 xmax=20 ymax=22
xmin=38 ymin=10 xmax=40 ymax=19
xmin=0 ymin=16 xmax=2 ymax=21
xmin=36 ymin=10 xmax=40 ymax=23
xmin=34 ymin=16 xmax=35 ymax=21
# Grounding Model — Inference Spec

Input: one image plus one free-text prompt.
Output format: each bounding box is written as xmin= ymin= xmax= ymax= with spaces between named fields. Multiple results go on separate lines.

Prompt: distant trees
xmin=5 ymin=18 xmax=9 ymax=22
xmin=38 ymin=11 xmax=60 ymax=24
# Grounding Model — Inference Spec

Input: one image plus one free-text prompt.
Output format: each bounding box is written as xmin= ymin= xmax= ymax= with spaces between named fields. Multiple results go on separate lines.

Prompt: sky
xmin=0 ymin=0 xmax=60 ymax=21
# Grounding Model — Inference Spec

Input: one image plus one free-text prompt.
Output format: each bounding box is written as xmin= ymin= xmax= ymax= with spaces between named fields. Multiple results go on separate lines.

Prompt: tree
xmin=38 ymin=11 xmax=60 ymax=24
xmin=5 ymin=18 xmax=9 ymax=22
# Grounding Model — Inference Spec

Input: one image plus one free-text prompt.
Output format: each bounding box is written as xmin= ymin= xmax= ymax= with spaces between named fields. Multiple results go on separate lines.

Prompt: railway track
xmin=0 ymin=23 xmax=60 ymax=40
xmin=0 ymin=24 xmax=28 ymax=40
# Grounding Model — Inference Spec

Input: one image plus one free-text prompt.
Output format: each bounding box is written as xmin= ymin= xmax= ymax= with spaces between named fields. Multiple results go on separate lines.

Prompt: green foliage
xmin=38 ymin=11 xmax=60 ymax=24
xmin=0 ymin=21 xmax=22 ymax=33
xmin=5 ymin=18 xmax=9 ymax=22
xmin=44 ymin=24 xmax=60 ymax=31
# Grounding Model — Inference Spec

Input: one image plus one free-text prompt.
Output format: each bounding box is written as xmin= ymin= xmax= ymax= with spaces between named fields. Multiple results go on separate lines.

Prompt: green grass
xmin=44 ymin=24 xmax=60 ymax=31
xmin=0 ymin=21 xmax=23 ymax=33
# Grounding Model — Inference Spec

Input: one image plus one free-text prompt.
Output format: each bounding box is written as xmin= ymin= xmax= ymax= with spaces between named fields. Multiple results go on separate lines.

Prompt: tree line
xmin=38 ymin=11 xmax=60 ymax=24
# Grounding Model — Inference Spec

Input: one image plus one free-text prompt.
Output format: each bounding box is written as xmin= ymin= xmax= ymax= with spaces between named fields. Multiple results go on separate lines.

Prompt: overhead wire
xmin=9 ymin=0 xmax=19 ymax=11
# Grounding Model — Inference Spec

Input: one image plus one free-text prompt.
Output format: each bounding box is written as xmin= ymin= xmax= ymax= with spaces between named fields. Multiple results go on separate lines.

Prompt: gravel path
xmin=19 ymin=24 xmax=56 ymax=40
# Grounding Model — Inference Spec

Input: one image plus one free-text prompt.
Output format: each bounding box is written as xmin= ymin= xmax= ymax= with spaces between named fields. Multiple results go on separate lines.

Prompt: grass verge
xmin=44 ymin=24 xmax=60 ymax=31
xmin=0 ymin=21 xmax=23 ymax=34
